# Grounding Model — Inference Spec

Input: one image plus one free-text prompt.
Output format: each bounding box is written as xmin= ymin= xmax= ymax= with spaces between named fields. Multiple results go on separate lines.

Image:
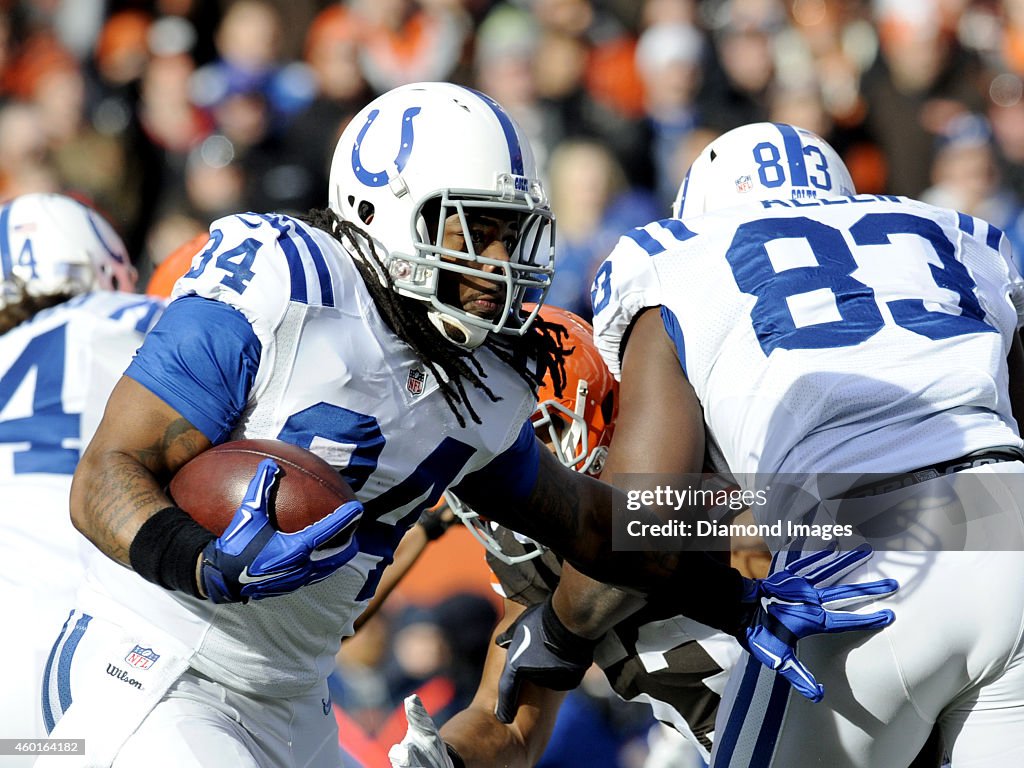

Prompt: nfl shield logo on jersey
xmin=125 ymin=645 xmax=160 ymax=670
xmin=407 ymin=368 xmax=426 ymax=396
xmin=735 ymin=175 xmax=753 ymax=194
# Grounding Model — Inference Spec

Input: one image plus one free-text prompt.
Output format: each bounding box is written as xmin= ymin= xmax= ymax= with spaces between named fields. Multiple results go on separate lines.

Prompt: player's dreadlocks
xmin=301 ymin=208 xmax=569 ymax=428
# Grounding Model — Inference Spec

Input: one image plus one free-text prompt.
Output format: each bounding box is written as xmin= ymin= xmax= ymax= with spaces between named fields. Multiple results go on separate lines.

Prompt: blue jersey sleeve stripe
xmin=775 ymin=123 xmax=809 ymax=187
xmin=125 ymin=296 xmax=260 ymax=444
xmin=661 ymin=218 xmax=697 ymax=242
xmin=452 ymin=420 xmax=539 ymax=504
xmin=957 ymin=211 xmax=974 ymax=235
xmin=0 ymin=202 xmax=12 ymax=279
xmin=288 ymin=219 xmax=335 ymax=307
xmin=661 ymin=306 xmax=687 ymax=377
xmin=254 ymin=214 xmax=309 ymax=304
xmin=463 ymin=87 xmax=524 ymax=176
xmin=987 ymin=222 xmax=1004 ymax=252
xmin=625 ymin=226 xmax=666 ymax=256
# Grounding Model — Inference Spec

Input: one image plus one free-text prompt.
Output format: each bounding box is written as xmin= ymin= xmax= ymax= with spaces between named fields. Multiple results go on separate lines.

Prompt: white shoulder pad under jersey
xmin=172 ymin=212 xmax=339 ymax=336
xmin=590 ymin=219 xmax=698 ymax=378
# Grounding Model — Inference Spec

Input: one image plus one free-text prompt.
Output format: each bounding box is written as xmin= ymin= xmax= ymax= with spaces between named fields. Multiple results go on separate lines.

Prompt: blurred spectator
xmin=190 ymin=0 xmax=315 ymax=134
xmin=545 ymin=138 xmax=661 ymax=319
xmin=284 ymin=3 xmax=370 ymax=210
xmin=473 ymin=4 xmax=550 ymax=172
xmin=635 ymin=20 xmax=706 ymax=209
xmin=0 ymin=102 xmax=58 ymax=199
xmin=640 ymin=0 xmax=699 ymax=28
xmin=921 ymin=111 xmax=1024 ymax=274
xmin=382 ymin=592 xmax=497 ymax=726
xmin=525 ymin=0 xmax=654 ymax=191
xmin=699 ymin=0 xmax=786 ymax=131
xmin=183 ymin=134 xmax=247 ymax=220
xmin=987 ymin=72 xmax=1024 ymax=201
xmin=859 ymin=0 xmax=990 ymax=196
xmin=349 ymin=0 xmax=471 ymax=93
xmin=136 ymin=49 xmax=212 ymax=234
xmin=333 ymin=610 xmax=395 ymax=737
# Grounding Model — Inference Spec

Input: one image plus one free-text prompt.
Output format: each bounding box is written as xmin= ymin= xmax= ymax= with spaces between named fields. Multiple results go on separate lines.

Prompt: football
xmin=169 ymin=439 xmax=356 ymax=536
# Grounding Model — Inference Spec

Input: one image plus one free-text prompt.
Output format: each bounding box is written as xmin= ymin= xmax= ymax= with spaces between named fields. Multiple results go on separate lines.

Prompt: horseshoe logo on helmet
xmin=350 ymin=107 xmax=422 ymax=187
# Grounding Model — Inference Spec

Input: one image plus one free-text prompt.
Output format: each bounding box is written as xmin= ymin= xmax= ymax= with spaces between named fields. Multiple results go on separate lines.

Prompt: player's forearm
xmin=550 ymin=563 xmax=644 ymax=639
xmin=70 ymin=447 xmax=174 ymax=566
xmin=439 ymin=707 xmax=533 ymax=768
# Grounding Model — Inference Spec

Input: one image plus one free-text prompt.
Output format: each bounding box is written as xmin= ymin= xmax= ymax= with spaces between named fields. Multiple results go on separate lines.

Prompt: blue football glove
xmin=742 ymin=543 xmax=898 ymax=702
xmin=494 ymin=596 xmax=597 ymax=724
xmin=200 ymin=459 xmax=363 ymax=604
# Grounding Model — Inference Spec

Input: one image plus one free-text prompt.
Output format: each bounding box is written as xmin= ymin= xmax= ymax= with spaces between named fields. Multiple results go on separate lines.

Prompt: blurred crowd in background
xmin=4 ymin=0 xmax=1024 ymax=318
xmin=4 ymin=0 xmax=1024 ymax=764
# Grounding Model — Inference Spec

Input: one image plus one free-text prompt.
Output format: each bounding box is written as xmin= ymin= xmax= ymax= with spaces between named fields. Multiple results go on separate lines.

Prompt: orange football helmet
xmin=530 ymin=303 xmax=618 ymax=477
xmin=450 ymin=304 xmax=618 ymax=563
xmin=146 ymin=232 xmax=209 ymax=298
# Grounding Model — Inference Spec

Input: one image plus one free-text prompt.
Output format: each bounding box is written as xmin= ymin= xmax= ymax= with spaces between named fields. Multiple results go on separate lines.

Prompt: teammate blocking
xmin=497 ymin=122 xmax=1024 ymax=767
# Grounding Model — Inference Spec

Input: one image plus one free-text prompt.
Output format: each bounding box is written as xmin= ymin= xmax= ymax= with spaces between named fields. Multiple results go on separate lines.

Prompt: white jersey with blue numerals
xmin=84 ymin=212 xmax=538 ymax=698
xmin=591 ymin=194 xmax=1024 ymax=479
xmin=592 ymin=195 xmax=1024 ymax=768
xmin=0 ymin=292 xmax=163 ymax=752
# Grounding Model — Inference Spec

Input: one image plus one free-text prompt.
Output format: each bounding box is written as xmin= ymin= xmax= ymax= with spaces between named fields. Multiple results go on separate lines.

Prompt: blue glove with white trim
xmin=741 ymin=543 xmax=898 ymax=702
xmin=200 ymin=459 xmax=363 ymax=604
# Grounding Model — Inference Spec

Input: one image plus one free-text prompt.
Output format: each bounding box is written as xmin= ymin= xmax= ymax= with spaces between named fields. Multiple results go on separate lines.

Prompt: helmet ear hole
xmin=600 ymin=389 xmax=615 ymax=424
xmin=357 ymin=200 xmax=375 ymax=224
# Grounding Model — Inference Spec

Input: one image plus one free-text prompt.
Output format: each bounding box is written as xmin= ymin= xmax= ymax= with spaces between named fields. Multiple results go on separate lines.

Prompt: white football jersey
xmin=0 ymin=291 xmax=163 ymax=580
xmin=85 ymin=213 xmax=537 ymax=697
xmin=592 ymin=195 xmax=1024 ymax=479
xmin=0 ymin=291 xmax=163 ymax=749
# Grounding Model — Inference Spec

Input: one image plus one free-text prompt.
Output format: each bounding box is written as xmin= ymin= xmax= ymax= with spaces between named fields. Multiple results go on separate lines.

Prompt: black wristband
xmin=541 ymin=596 xmax=598 ymax=664
xmin=445 ymin=743 xmax=466 ymax=768
xmin=128 ymin=506 xmax=216 ymax=599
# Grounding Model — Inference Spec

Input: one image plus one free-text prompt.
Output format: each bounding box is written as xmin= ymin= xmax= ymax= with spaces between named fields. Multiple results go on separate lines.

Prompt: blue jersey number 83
xmin=727 ymin=211 xmax=995 ymax=355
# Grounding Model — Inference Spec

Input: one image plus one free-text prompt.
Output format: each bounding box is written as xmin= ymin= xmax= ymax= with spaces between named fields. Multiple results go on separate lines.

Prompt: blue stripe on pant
xmin=41 ymin=611 xmax=91 ymax=733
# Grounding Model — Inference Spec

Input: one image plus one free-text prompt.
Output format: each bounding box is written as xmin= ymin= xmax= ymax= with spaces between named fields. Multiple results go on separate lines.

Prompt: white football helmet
xmin=673 ymin=122 xmax=856 ymax=220
xmin=450 ymin=305 xmax=618 ymax=564
xmin=0 ymin=193 xmax=137 ymax=307
xmin=329 ymin=82 xmax=555 ymax=349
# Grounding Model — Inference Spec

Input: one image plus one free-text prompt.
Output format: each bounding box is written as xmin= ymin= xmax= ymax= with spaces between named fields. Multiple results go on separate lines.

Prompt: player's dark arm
xmin=1008 ymin=331 xmax=1024 ymax=430
xmin=70 ymin=375 xmax=210 ymax=566
xmin=461 ymin=309 xmax=747 ymax=631
xmin=439 ymin=598 xmax=568 ymax=767
xmin=553 ymin=306 xmax=721 ymax=637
